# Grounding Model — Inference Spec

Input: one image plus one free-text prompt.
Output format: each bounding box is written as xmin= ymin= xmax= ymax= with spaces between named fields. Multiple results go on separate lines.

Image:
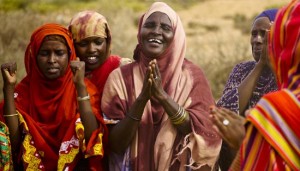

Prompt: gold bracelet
xmin=173 ymin=111 xmax=187 ymax=125
xmin=77 ymin=94 xmax=90 ymax=101
xmin=170 ymin=106 xmax=182 ymax=120
xmin=3 ymin=113 xmax=18 ymax=117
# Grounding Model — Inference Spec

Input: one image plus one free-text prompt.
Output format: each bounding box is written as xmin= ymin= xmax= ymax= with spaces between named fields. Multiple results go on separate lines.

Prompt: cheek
xmin=60 ymin=57 xmax=69 ymax=74
xmin=75 ymin=47 xmax=86 ymax=58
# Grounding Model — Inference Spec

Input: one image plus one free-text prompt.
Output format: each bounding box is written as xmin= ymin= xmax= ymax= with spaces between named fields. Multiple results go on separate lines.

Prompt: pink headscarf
xmin=134 ymin=2 xmax=186 ymax=94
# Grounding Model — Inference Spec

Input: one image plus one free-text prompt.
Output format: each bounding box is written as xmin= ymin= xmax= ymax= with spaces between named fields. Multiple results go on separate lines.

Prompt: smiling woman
xmin=101 ymin=2 xmax=221 ymax=171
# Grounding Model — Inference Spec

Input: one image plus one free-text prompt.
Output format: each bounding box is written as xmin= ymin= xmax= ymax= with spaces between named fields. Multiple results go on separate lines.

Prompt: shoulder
xmin=182 ymin=59 xmax=205 ymax=75
xmin=232 ymin=61 xmax=255 ymax=71
xmin=109 ymin=55 xmax=132 ymax=66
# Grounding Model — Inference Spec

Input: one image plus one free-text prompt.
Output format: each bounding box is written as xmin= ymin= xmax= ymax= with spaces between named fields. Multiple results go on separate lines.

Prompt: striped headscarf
xmin=269 ymin=0 xmax=300 ymax=93
xmin=230 ymin=1 xmax=300 ymax=170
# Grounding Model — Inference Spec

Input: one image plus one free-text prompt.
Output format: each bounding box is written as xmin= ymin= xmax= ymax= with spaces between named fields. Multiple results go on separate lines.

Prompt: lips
xmin=47 ymin=67 xmax=59 ymax=74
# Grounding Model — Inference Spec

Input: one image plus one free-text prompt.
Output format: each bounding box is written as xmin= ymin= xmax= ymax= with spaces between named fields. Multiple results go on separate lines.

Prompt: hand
xmin=1 ymin=62 xmax=17 ymax=88
xmin=209 ymin=106 xmax=245 ymax=150
xmin=70 ymin=57 xmax=85 ymax=86
xmin=149 ymin=59 xmax=165 ymax=101
xmin=138 ymin=64 xmax=152 ymax=101
xmin=258 ymin=29 xmax=270 ymax=66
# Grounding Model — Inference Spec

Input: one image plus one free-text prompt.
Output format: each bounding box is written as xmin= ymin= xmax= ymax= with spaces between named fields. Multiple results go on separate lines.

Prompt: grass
xmin=0 ymin=0 xmax=285 ymax=100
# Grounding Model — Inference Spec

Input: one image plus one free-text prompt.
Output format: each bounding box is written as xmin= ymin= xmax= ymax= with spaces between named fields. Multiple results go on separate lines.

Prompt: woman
xmin=101 ymin=2 xmax=221 ymax=171
xmin=0 ymin=23 xmax=107 ymax=170
xmin=217 ymin=9 xmax=278 ymax=115
xmin=215 ymin=9 xmax=279 ymax=171
xmin=69 ymin=11 xmax=131 ymax=103
xmin=213 ymin=1 xmax=300 ymax=170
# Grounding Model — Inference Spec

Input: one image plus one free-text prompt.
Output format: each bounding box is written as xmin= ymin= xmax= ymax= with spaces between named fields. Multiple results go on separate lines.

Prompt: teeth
xmin=149 ymin=38 xmax=162 ymax=44
xmin=88 ymin=57 xmax=96 ymax=60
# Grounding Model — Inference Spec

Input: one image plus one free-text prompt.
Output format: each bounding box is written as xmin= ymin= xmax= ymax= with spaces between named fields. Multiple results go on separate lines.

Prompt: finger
xmin=218 ymin=107 xmax=238 ymax=119
xmin=211 ymin=108 xmax=228 ymax=135
xmin=154 ymin=62 xmax=161 ymax=79
xmin=76 ymin=57 xmax=80 ymax=61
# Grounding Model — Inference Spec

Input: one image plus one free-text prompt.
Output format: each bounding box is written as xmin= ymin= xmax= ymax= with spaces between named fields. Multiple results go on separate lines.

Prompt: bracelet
xmin=127 ymin=114 xmax=141 ymax=121
xmin=170 ymin=106 xmax=187 ymax=125
xmin=77 ymin=94 xmax=90 ymax=101
xmin=3 ymin=113 xmax=18 ymax=117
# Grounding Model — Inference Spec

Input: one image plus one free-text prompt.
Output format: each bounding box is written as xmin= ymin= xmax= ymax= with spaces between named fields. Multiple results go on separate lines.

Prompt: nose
xmin=87 ymin=42 xmax=97 ymax=54
xmin=152 ymin=25 xmax=162 ymax=34
xmin=48 ymin=53 xmax=56 ymax=63
xmin=254 ymin=34 xmax=264 ymax=44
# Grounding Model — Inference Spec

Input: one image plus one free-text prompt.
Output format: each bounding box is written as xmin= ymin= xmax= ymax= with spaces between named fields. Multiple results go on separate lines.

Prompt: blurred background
xmin=0 ymin=0 xmax=285 ymax=100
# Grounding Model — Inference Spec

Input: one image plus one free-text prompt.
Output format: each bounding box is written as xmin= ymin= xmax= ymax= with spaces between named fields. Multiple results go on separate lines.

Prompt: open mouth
xmin=148 ymin=38 xmax=162 ymax=44
xmin=86 ymin=56 xmax=99 ymax=64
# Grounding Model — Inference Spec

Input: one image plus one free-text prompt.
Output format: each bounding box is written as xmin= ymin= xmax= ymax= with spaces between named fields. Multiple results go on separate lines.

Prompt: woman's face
xmin=140 ymin=12 xmax=174 ymax=58
xmin=251 ymin=17 xmax=271 ymax=62
xmin=75 ymin=36 xmax=107 ymax=72
xmin=37 ymin=40 xmax=69 ymax=79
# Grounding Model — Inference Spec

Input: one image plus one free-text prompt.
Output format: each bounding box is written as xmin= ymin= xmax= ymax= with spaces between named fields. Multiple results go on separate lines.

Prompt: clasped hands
xmin=140 ymin=59 xmax=166 ymax=101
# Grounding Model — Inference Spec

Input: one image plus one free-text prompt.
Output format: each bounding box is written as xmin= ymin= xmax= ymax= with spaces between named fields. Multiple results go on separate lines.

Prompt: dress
xmin=217 ymin=61 xmax=277 ymax=114
xmin=101 ymin=2 xmax=221 ymax=171
xmin=0 ymin=121 xmax=13 ymax=171
xmin=231 ymin=2 xmax=300 ymax=170
xmin=0 ymin=24 xmax=107 ymax=170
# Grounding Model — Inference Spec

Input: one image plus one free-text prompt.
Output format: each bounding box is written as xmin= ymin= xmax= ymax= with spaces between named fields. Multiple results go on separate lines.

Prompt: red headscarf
xmin=13 ymin=23 xmax=85 ymax=169
xmin=269 ymin=0 xmax=300 ymax=93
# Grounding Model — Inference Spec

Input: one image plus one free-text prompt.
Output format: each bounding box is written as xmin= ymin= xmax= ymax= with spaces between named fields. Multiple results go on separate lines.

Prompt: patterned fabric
xmin=217 ymin=61 xmax=277 ymax=113
xmin=0 ymin=121 xmax=13 ymax=171
xmin=102 ymin=2 xmax=221 ymax=171
xmin=0 ymin=24 xmax=106 ymax=170
xmin=231 ymin=90 xmax=300 ymax=170
xmin=69 ymin=11 xmax=108 ymax=43
xmin=231 ymin=1 xmax=300 ymax=170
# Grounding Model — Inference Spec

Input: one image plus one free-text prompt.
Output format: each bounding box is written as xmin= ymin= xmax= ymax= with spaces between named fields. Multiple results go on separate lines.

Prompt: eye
xmin=251 ymin=31 xmax=258 ymax=36
xmin=77 ymin=41 xmax=88 ymax=47
xmin=55 ymin=50 xmax=67 ymax=56
xmin=161 ymin=24 xmax=172 ymax=31
xmin=94 ymin=39 xmax=104 ymax=46
xmin=143 ymin=22 xmax=155 ymax=28
xmin=38 ymin=50 xmax=49 ymax=57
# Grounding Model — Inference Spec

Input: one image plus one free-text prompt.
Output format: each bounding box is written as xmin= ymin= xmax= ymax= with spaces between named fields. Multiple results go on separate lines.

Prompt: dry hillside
xmin=0 ymin=0 xmax=286 ymax=99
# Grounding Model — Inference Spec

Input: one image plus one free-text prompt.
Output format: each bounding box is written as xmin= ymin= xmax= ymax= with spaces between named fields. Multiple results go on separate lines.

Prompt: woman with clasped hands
xmin=101 ymin=2 xmax=221 ymax=171
xmin=0 ymin=24 xmax=107 ymax=170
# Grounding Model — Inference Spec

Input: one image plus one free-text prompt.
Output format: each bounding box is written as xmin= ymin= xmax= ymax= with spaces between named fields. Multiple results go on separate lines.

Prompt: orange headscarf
xmin=13 ymin=23 xmax=85 ymax=170
xmin=269 ymin=0 xmax=300 ymax=93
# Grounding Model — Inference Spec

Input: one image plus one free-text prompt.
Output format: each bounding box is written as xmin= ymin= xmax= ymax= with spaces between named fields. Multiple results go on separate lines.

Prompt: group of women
xmin=0 ymin=1 xmax=299 ymax=171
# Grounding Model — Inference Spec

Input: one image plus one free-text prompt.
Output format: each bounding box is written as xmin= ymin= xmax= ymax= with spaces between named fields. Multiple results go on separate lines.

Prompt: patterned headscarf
xmin=69 ymin=10 xmax=112 ymax=59
xmin=69 ymin=11 xmax=108 ymax=42
xmin=255 ymin=8 xmax=278 ymax=22
xmin=269 ymin=0 xmax=300 ymax=92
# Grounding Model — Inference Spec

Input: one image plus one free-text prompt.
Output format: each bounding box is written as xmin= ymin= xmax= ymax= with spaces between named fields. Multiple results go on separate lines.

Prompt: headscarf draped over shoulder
xmin=269 ymin=1 xmax=300 ymax=92
xmin=6 ymin=23 xmax=104 ymax=170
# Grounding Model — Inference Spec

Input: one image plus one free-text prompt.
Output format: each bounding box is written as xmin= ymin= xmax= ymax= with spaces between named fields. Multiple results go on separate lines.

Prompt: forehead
xmin=251 ymin=17 xmax=271 ymax=31
xmin=40 ymin=40 xmax=67 ymax=49
xmin=145 ymin=12 xmax=171 ymax=24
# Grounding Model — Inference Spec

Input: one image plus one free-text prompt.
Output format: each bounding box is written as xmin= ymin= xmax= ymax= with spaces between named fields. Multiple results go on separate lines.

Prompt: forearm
xmin=76 ymin=83 xmax=98 ymax=142
xmin=109 ymin=96 xmax=148 ymax=154
xmin=3 ymin=86 xmax=21 ymax=151
xmin=159 ymin=91 xmax=191 ymax=134
xmin=238 ymin=62 xmax=264 ymax=115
